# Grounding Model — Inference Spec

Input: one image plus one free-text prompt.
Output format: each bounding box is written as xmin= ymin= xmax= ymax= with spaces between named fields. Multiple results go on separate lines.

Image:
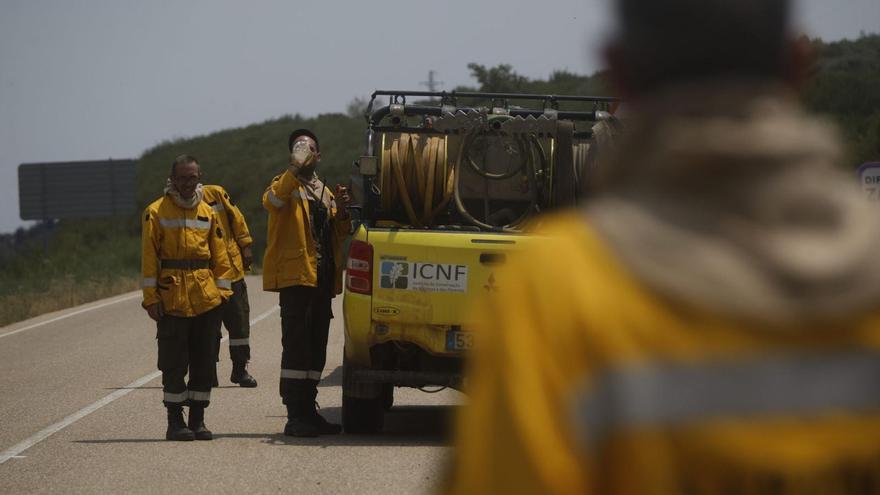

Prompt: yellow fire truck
xmin=342 ymin=90 xmax=616 ymax=433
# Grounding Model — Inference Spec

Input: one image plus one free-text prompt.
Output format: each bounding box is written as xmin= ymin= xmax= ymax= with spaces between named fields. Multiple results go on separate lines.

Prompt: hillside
xmin=806 ymin=35 xmax=880 ymax=165
xmin=2 ymin=35 xmax=878 ymax=326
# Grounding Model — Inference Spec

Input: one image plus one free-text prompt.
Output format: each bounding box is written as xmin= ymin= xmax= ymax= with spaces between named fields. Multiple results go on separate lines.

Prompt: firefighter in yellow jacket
xmin=142 ymin=154 xmax=234 ymax=441
xmin=447 ymin=0 xmax=880 ymax=493
xmin=263 ymin=129 xmax=351 ymax=437
xmin=203 ymin=184 xmax=258 ymax=387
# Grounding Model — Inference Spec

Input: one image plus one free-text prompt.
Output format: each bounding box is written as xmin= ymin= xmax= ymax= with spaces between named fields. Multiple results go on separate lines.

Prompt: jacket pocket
xmin=194 ymin=268 xmax=220 ymax=312
xmin=186 ymin=229 xmax=210 ymax=257
xmin=279 ymin=247 xmax=308 ymax=283
xmin=158 ymin=274 xmax=183 ymax=314
xmin=282 ymin=247 xmax=305 ymax=260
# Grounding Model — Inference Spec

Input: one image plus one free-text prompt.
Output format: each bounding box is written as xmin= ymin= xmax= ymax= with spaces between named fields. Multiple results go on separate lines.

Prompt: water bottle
xmin=291 ymin=140 xmax=313 ymax=166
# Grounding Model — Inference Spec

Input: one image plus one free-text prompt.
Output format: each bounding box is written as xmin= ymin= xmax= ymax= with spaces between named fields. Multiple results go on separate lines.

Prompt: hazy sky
xmin=1 ymin=0 xmax=877 ymax=233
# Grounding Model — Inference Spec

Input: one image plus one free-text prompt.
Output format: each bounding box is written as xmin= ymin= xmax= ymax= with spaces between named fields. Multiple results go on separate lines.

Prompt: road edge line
xmin=0 ymin=304 xmax=278 ymax=465
xmin=0 ymin=293 xmax=142 ymax=340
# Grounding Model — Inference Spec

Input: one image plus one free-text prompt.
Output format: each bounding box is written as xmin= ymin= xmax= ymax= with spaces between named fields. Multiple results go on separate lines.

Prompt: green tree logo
xmin=380 ymin=261 xmax=409 ymax=289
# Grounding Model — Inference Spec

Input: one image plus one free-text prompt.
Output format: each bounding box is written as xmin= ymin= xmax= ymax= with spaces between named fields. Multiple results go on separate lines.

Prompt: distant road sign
xmin=18 ymin=159 xmax=137 ymax=220
xmin=858 ymin=162 xmax=880 ymax=202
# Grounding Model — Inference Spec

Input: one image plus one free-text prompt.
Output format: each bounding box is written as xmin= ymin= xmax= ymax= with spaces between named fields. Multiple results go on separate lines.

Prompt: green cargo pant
xmin=158 ymin=305 xmax=221 ymax=407
xmin=216 ymin=278 xmax=251 ymax=364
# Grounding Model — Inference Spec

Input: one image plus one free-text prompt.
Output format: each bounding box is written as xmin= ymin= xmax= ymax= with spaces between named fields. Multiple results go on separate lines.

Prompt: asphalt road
xmin=0 ymin=276 xmax=461 ymax=494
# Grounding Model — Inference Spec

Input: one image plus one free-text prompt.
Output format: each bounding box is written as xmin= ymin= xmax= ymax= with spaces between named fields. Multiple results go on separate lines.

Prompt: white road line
xmin=0 ymin=304 xmax=279 ymax=465
xmin=0 ymin=292 xmax=142 ymax=340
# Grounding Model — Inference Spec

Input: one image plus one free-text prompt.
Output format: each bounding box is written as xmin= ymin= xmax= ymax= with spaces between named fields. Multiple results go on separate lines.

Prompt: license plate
xmin=446 ymin=331 xmax=474 ymax=351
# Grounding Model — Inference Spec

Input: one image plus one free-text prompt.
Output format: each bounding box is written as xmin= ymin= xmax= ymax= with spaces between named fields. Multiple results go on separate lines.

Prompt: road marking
xmin=0 ymin=304 xmax=279 ymax=465
xmin=0 ymin=292 xmax=141 ymax=340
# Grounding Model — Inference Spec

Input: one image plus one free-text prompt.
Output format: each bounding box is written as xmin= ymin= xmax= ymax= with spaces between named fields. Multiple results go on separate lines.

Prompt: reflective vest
xmin=141 ymin=196 xmax=234 ymax=317
xmin=203 ymin=185 xmax=253 ymax=282
xmin=448 ymin=212 xmax=880 ymax=495
xmin=261 ymin=170 xmax=350 ymax=293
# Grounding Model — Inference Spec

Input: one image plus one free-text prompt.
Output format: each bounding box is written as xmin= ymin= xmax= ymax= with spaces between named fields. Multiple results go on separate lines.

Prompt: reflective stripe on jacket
xmin=261 ymin=170 xmax=350 ymax=293
xmin=447 ymin=212 xmax=880 ymax=495
xmin=203 ymin=185 xmax=253 ymax=282
xmin=141 ymin=196 xmax=235 ymax=316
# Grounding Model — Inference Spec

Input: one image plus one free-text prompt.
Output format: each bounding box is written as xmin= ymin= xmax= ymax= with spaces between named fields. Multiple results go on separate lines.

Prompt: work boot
xmin=230 ymin=362 xmax=257 ymax=388
xmin=166 ymin=406 xmax=195 ymax=441
xmin=308 ymin=401 xmax=342 ymax=435
xmin=187 ymin=405 xmax=213 ymax=441
xmin=283 ymin=402 xmax=319 ymax=437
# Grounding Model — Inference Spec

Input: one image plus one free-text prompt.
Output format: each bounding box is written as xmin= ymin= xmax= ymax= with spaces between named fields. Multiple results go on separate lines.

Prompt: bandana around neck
xmin=164 ymin=178 xmax=205 ymax=210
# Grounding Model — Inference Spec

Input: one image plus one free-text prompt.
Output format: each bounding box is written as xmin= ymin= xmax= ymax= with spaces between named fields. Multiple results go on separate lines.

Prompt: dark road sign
xmin=18 ymin=159 xmax=136 ymax=220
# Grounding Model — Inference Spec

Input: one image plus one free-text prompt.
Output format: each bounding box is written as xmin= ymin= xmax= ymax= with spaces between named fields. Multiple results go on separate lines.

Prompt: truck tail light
xmin=346 ymin=240 xmax=373 ymax=295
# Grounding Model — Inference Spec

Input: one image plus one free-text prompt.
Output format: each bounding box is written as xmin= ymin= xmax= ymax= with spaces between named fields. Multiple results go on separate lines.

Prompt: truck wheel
xmin=342 ymin=394 xmax=385 ymax=434
xmin=342 ymin=353 xmax=385 ymax=434
xmin=381 ymin=384 xmax=394 ymax=411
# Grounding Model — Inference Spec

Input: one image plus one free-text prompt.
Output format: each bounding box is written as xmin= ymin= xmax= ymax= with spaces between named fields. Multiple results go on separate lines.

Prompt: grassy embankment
xmin=0 ymin=219 xmax=141 ymax=326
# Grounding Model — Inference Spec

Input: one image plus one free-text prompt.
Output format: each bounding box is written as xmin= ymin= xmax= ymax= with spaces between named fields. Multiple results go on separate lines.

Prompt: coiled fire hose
xmin=380 ymin=128 xmax=549 ymax=231
xmin=380 ymin=134 xmax=454 ymax=228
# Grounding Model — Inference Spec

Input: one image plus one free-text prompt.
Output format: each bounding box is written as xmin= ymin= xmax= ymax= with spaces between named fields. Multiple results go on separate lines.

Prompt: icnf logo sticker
xmin=379 ymin=260 xmax=469 ymax=293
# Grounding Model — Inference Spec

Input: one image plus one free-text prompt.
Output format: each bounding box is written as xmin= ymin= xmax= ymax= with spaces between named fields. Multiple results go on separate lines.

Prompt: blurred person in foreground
xmin=141 ymin=154 xmax=234 ymax=441
xmin=202 ymin=183 xmax=258 ymax=388
xmin=446 ymin=0 xmax=880 ymax=493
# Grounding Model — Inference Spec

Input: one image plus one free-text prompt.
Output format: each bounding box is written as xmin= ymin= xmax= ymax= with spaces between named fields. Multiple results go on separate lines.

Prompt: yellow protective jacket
xmin=203 ymin=185 xmax=253 ymax=282
xmin=447 ymin=212 xmax=880 ymax=495
xmin=262 ymin=170 xmax=350 ymax=293
xmin=141 ymin=196 xmax=235 ymax=317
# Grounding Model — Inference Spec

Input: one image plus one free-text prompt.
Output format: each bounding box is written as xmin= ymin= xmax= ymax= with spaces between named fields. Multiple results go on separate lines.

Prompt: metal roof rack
xmin=366 ymin=90 xmax=619 ymax=130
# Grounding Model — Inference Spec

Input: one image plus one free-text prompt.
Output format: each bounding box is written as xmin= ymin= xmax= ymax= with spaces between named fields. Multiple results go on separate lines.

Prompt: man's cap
xmin=288 ymin=129 xmax=320 ymax=152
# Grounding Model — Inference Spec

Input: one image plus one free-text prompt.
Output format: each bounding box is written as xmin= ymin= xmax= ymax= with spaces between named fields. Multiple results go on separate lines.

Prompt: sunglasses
xmin=173 ymin=174 xmax=201 ymax=184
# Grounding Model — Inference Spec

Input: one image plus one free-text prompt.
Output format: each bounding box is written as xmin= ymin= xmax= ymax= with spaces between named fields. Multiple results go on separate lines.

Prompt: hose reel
xmin=378 ymin=126 xmax=551 ymax=232
xmin=379 ymin=133 xmax=454 ymax=228
xmin=374 ymin=114 xmax=608 ymax=231
xmin=452 ymin=125 xmax=547 ymax=232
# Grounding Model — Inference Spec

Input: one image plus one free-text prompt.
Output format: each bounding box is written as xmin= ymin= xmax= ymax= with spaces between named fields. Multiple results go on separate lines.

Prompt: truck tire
xmin=342 ymin=394 xmax=385 ymax=434
xmin=382 ymin=384 xmax=394 ymax=411
xmin=342 ymin=352 xmax=385 ymax=433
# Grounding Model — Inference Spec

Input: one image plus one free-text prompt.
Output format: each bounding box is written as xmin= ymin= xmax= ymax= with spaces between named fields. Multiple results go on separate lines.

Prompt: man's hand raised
xmin=336 ymin=185 xmax=352 ymax=220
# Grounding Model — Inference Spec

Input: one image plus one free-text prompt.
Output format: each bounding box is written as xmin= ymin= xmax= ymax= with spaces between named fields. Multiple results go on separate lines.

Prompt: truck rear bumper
xmin=351 ymin=369 xmax=463 ymax=389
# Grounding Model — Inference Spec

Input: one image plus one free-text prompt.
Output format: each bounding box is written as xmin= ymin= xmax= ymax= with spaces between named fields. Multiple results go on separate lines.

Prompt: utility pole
xmin=419 ymin=70 xmax=444 ymax=100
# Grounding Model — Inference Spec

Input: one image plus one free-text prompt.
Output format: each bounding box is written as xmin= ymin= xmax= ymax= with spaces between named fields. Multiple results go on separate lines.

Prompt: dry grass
xmin=0 ymin=275 xmax=139 ymax=328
